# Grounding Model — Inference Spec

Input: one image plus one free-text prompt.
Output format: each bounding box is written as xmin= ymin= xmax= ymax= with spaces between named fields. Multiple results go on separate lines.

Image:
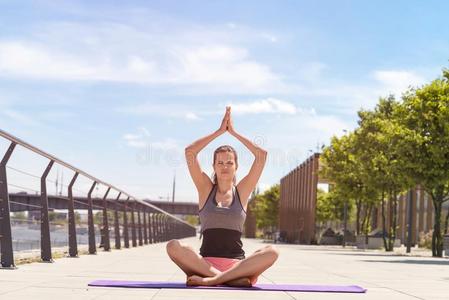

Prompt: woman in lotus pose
xmin=166 ymin=106 xmax=279 ymax=287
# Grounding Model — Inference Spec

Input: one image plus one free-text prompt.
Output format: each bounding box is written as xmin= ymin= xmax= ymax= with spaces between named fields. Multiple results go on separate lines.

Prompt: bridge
xmin=143 ymin=200 xmax=198 ymax=215
xmin=8 ymin=193 xmax=199 ymax=216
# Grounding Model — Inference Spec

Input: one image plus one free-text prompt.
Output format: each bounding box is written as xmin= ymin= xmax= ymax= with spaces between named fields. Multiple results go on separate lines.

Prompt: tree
xmin=12 ymin=211 xmax=27 ymax=221
xmin=316 ymin=188 xmax=335 ymax=224
xmin=320 ymin=132 xmax=370 ymax=236
xmin=252 ymin=184 xmax=280 ymax=233
xmin=185 ymin=215 xmax=199 ymax=226
xmin=75 ymin=211 xmax=81 ymax=224
xmin=316 ymin=186 xmax=353 ymax=225
xmin=354 ymin=96 xmax=413 ymax=251
xmin=398 ymin=74 xmax=449 ymax=257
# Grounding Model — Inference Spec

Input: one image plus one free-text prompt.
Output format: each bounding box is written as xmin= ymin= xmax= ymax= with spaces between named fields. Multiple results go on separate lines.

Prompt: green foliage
xmin=320 ymin=129 xmax=376 ymax=236
xmin=316 ymin=187 xmax=352 ymax=223
xmin=398 ymin=76 xmax=449 ymax=256
xmin=75 ymin=211 xmax=81 ymax=223
xmin=12 ymin=211 xmax=27 ymax=220
xmin=320 ymin=68 xmax=449 ymax=256
xmin=355 ymin=96 xmax=413 ymax=194
xmin=251 ymin=184 xmax=280 ymax=231
xmin=184 ymin=215 xmax=199 ymax=226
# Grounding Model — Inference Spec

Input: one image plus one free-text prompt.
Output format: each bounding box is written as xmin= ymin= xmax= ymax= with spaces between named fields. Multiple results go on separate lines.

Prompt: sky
xmin=1 ymin=0 xmax=449 ymax=202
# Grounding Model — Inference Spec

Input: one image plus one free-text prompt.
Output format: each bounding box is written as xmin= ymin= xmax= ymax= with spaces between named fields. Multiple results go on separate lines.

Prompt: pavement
xmin=1 ymin=236 xmax=448 ymax=299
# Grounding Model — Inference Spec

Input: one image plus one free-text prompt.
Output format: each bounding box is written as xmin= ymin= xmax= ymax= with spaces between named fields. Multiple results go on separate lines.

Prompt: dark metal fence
xmin=0 ymin=129 xmax=196 ymax=269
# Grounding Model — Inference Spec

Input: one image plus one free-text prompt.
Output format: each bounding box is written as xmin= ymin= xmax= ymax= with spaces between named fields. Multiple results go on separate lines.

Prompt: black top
xmin=200 ymin=228 xmax=245 ymax=259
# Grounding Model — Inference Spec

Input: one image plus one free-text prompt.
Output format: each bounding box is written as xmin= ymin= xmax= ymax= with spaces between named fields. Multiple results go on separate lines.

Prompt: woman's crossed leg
xmin=182 ymin=244 xmax=279 ymax=287
xmin=166 ymin=239 xmax=256 ymax=286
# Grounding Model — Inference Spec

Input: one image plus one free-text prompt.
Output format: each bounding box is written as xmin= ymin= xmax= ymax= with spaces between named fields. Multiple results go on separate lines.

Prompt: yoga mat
xmin=88 ymin=280 xmax=367 ymax=293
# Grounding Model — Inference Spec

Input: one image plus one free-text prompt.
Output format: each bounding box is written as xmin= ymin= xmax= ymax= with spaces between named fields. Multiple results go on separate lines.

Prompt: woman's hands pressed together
xmin=226 ymin=107 xmax=236 ymax=136
xmin=218 ymin=106 xmax=231 ymax=134
xmin=217 ymin=106 xmax=236 ymax=136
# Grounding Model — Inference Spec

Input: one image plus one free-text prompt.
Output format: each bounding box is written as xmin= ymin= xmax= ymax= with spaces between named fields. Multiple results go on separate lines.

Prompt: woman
xmin=166 ymin=106 xmax=279 ymax=287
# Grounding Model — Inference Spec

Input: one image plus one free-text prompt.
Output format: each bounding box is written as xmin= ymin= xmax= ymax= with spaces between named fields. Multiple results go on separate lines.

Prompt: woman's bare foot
xmin=186 ymin=275 xmax=216 ymax=286
xmin=224 ymin=277 xmax=252 ymax=287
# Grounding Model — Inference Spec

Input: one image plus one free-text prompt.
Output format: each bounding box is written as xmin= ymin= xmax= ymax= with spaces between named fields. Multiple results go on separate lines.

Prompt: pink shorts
xmin=203 ymin=256 xmax=258 ymax=285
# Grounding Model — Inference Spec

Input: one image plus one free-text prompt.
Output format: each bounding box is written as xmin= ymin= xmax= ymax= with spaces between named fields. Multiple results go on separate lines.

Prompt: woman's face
xmin=214 ymin=151 xmax=237 ymax=182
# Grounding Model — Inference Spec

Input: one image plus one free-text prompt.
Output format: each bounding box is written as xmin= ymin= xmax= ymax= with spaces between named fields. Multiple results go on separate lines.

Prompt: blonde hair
xmin=211 ymin=145 xmax=238 ymax=184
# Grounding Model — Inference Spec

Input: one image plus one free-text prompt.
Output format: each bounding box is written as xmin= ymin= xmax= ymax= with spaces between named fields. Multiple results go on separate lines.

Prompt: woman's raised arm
xmin=227 ymin=108 xmax=267 ymax=209
xmin=185 ymin=107 xmax=230 ymax=192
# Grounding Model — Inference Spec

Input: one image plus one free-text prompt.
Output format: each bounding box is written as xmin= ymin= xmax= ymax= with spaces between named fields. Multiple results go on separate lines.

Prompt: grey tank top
xmin=198 ymin=184 xmax=246 ymax=233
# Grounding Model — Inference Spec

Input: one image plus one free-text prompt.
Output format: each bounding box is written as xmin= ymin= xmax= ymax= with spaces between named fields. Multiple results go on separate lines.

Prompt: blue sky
xmin=1 ymin=0 xmax=449 ymax=202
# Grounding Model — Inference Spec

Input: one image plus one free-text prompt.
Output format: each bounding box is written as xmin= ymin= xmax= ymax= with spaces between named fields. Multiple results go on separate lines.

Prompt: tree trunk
xmin=381 ymin=190 xmax=388 ymax=251
xmin=365 ymin=203 xmax=373 ymax=245
xmin=444 ymin=204 xmax=449 ymax=235
xmin=361 ymin=204 xmax=368 ymax=244
xmin=432 ymin=198 xmax=443 ymax=257
xmin=387 ymin=191 xmax=398 ymax=252
xmin=387 ymin=191 xmax=393 ymax=251
xmin=391 ymin=192 xmax=398 ymax=251
xmin=356 ymin=199 xmax=361 ymax=235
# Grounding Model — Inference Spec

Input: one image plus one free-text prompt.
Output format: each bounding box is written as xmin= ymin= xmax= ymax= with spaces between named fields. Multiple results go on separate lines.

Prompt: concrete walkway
xmin=1 ymin=237 xmax=448 ymax=299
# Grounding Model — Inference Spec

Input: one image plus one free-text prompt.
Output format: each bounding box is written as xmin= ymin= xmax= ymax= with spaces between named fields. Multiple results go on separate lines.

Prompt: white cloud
xmin=117 ymin=103 xmax=205 ymax=121
xmin=228 ymin=98 xmax=313 ymax=115
xmin=151 ymin=138 xmax=179 ymax=150
xmin=185 ymin=112 xmax=200 ymax=120
xmin=286 ymin=68 xmax=432 ymax=115
xmin=123 ymin=127 xmax=151 ymax=148
xmin=2 ymin=109 xmax=42 ymax=127
xmin=226 ymin=22 xmax=237 ymax=29
xmin=118 ymin=98 xmax=314 ymax=120
xmin=0 ymin=18 xmax=289 ymax=94
xmin=123 ymin=133 xmax=142 ymax=140
xmin=372 ymin=70 xmax=426 ymax=96
xmin=260 ymin=33 xmax=278 ymax=43
xmin=257 ymin=182 xmax=272 ymax=193
xmin=123 ymin=127 xmax=180 ymax=151
xmin=0 ymin=41 xmax=97 ymax=81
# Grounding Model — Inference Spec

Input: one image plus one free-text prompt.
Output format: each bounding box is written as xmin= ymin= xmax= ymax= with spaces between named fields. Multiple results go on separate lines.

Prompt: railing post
xmin=68 ymin=172 xmax=79 ymax=257
xmin=131 ymin=201 xmax=137 ymax=247
xmin=162 ymin=215 xmax=167 ymax=241
xmin=167 ymin=217 xmax=171 ymax=240
xmin=163 ymin=215 xmax=168 ymax=241
xmin=0 ymin=142 xmax=16 ymax=268
xmin=114 ymin=192 xmax=121 ymax=249
xmin=148 ymin=210 xmax=154 ymax=244
xmin=40 ymin=160 xmax=54 ymax=262
xmin=158 ymin=214 xmax=163 ymax=242
xmin=153 ymin=213 xmax=158 ymax=243
xmin=154 ymin=213 xmax=159 ymax=243
xmin=148 ymin=211 xmax=154 ymax=244
xmin=87 ymin=181 xmax=97 ymax=254
xmin=123 ymin=197 xmax=130 ymax=248
xmin=143 ymin=209 xmax=148 ymax=245
xmin=101 ymin=187 xmax=111 ymax=251
xmin=160 ymin=214 xmax=165 ymax=242
xmin=164 ymin=216 xmax=169 ymax=241
xmin=137 ymin=205 xmax=143 ymax=246
xmin=170 ymin=220 xmax=179 ymax=239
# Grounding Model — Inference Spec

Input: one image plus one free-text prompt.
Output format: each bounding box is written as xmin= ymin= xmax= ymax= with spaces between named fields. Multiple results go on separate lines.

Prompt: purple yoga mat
xmin=88 ymin=280 xmax=367 ymax=293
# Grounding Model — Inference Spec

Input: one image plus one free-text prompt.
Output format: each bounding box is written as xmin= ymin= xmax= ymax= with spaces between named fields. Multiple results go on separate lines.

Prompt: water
xmin=1 ymin=220 xmax=128 ymax=252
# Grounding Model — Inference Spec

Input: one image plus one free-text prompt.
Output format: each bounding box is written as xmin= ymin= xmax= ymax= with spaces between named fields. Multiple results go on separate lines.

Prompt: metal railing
xmin=0 ymin=128 xmax=196 ymax=269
